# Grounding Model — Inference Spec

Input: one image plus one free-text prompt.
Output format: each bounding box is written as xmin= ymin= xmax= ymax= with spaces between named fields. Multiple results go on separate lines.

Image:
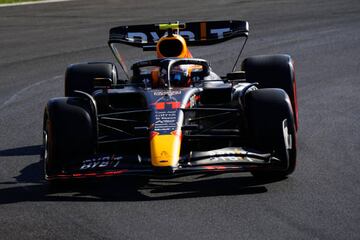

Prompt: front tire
xmin=245 ymin=89 xmax=297 ymax=178
xmin=43 ymin=97 xmax=96 ymax=179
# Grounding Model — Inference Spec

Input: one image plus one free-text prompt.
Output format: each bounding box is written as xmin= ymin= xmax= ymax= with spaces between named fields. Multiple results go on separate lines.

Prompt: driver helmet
xmin=151 ymin=34 xmax=195 ymax=88
xmin=169 ymin=65 xmax=191 ymax=87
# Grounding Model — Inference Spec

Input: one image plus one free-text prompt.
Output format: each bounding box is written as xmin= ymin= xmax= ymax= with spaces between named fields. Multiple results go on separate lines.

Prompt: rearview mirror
xmin=226 ymin=71 xmax=245 ymax=80
xmin=93 ymin=77 xmax=112 ymax=88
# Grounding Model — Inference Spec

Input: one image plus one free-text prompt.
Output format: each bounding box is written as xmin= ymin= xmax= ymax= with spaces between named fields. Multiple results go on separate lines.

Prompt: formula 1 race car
xmin=42 ymin=20 xmax=298 ymax=182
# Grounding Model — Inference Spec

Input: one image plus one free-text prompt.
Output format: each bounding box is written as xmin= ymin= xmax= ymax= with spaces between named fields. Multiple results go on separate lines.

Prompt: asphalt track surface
xmin=0 ymin=0 xmax=359 ymax=239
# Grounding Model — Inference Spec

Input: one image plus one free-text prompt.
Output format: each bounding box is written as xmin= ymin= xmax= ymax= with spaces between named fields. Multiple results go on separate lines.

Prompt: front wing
xmin=46 ymin=147 xmax=284 ymax=180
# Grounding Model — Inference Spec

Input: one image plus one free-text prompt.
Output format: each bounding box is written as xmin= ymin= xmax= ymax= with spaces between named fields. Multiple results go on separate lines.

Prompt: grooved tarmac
xmin=0 ymin=0 xmax=359 ymax=239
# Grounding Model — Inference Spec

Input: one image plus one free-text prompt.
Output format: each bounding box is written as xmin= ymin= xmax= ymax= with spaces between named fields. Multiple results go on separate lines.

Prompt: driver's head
xmin=152 ymin=34 xmax=193 ymax=87
xmin=151 ymin=65 xmax=191 ymax=88
xmin=156 ymin=34 xmax=192 ymax=58
xmin=169 ymin=65 xmax=191 ymax=87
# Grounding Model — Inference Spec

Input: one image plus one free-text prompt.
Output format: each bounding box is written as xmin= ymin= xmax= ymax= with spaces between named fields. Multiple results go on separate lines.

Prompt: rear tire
xmin=65 ymin=62 xmax=117 ymax=97
xmin=242 ymin=54 xmax=298 ymax=129
xmin=245 ymin=89 xmax=297 ymax=178
xmin=43 ymin=97 xmax=96 ymax=179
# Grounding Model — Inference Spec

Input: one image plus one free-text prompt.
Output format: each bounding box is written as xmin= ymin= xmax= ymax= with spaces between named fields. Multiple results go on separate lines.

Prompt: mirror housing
xmin=226 ymin=71 xmax=245 ymax=80
xmin=200 ymin=82 xmax=233 ymax=104
xmin=93 ymin=77 xmax=113 ymax=89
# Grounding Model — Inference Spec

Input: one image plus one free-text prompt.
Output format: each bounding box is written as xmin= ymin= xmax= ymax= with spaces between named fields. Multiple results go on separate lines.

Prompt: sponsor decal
xmin=154 ymin=110 xmax=178 ymax=132
xmin=152 ymin=101 xmax=181 ymax=110
xmin=210 ymin=28 xmax=230 ymax=39
xmin=127 ymin=28 xmax=231 ymax=43
xmin=210 ymin=156 xmax=245 ymax=162
xmin=80 ymin=155 xmax=123 ymax=170
xmin=153 ymin=90 xmax=181 ymax=96
xmin=208 ymin=148 xmax=244 ymax=157
xmin=192 ymin=148 xmax=249 ymax=162
xmin=151 ymin=95 xmax=181 ymax=133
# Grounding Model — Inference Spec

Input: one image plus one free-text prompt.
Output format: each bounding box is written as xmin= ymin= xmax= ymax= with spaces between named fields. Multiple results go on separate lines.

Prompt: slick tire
xmin=242 ymin=54 xmax=298 ymax=130
xmin=245 ymin=89 xmax=297 ymax=178
xmin=65 ymin=62 xmax=117 ymax=97
xmin=43 ymin=97 xmax=96 ymax=179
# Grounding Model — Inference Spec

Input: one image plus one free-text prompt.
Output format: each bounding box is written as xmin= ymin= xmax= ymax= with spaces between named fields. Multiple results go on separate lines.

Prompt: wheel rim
xmin=282 ymin=119 xmax=292 ymax=150
xmin=43 ymin=129 xmax=49 ymax=177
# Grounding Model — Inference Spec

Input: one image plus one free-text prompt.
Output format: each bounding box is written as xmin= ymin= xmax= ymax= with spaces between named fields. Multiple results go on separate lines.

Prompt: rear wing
xmin=108 ymin=20 xmax=249 ymax=47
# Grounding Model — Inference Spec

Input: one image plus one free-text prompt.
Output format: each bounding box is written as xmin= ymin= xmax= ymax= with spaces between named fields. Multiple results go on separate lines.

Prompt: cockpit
xmin=131 ymin=58 xmax=211 ymax=89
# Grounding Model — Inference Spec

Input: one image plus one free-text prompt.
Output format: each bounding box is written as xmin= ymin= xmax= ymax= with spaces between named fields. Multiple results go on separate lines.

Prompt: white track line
xmin=0 ymin=0 xmax=73 ymax=8
xmin=0 ymin=75 xmax=62 ymax=111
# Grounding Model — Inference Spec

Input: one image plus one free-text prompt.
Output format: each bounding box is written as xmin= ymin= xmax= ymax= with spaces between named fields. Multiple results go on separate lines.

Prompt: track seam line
xmin=0 ymin=0 xmax=73 ymax=8
xmin=0 ymin=75 xmax=62 ymax=111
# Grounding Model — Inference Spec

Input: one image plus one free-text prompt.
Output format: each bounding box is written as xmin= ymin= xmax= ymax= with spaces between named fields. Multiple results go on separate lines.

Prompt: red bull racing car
xmin=42 ymin=20 xmax=298 ymax=182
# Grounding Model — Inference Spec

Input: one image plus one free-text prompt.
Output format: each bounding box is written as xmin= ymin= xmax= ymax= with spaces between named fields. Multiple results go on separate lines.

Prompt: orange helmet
xmin=151 ymin=34 xmax=194 ymax=88
xmin=156 ymin=34 xmax=193 ymax=58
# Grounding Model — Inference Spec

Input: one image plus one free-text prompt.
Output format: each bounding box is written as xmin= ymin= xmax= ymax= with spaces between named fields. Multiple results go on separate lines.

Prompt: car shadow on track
xmin=0 ymin=145 xmax=286 ymax=204
xmin=0 ymin=145 xmax=42 ymax=157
